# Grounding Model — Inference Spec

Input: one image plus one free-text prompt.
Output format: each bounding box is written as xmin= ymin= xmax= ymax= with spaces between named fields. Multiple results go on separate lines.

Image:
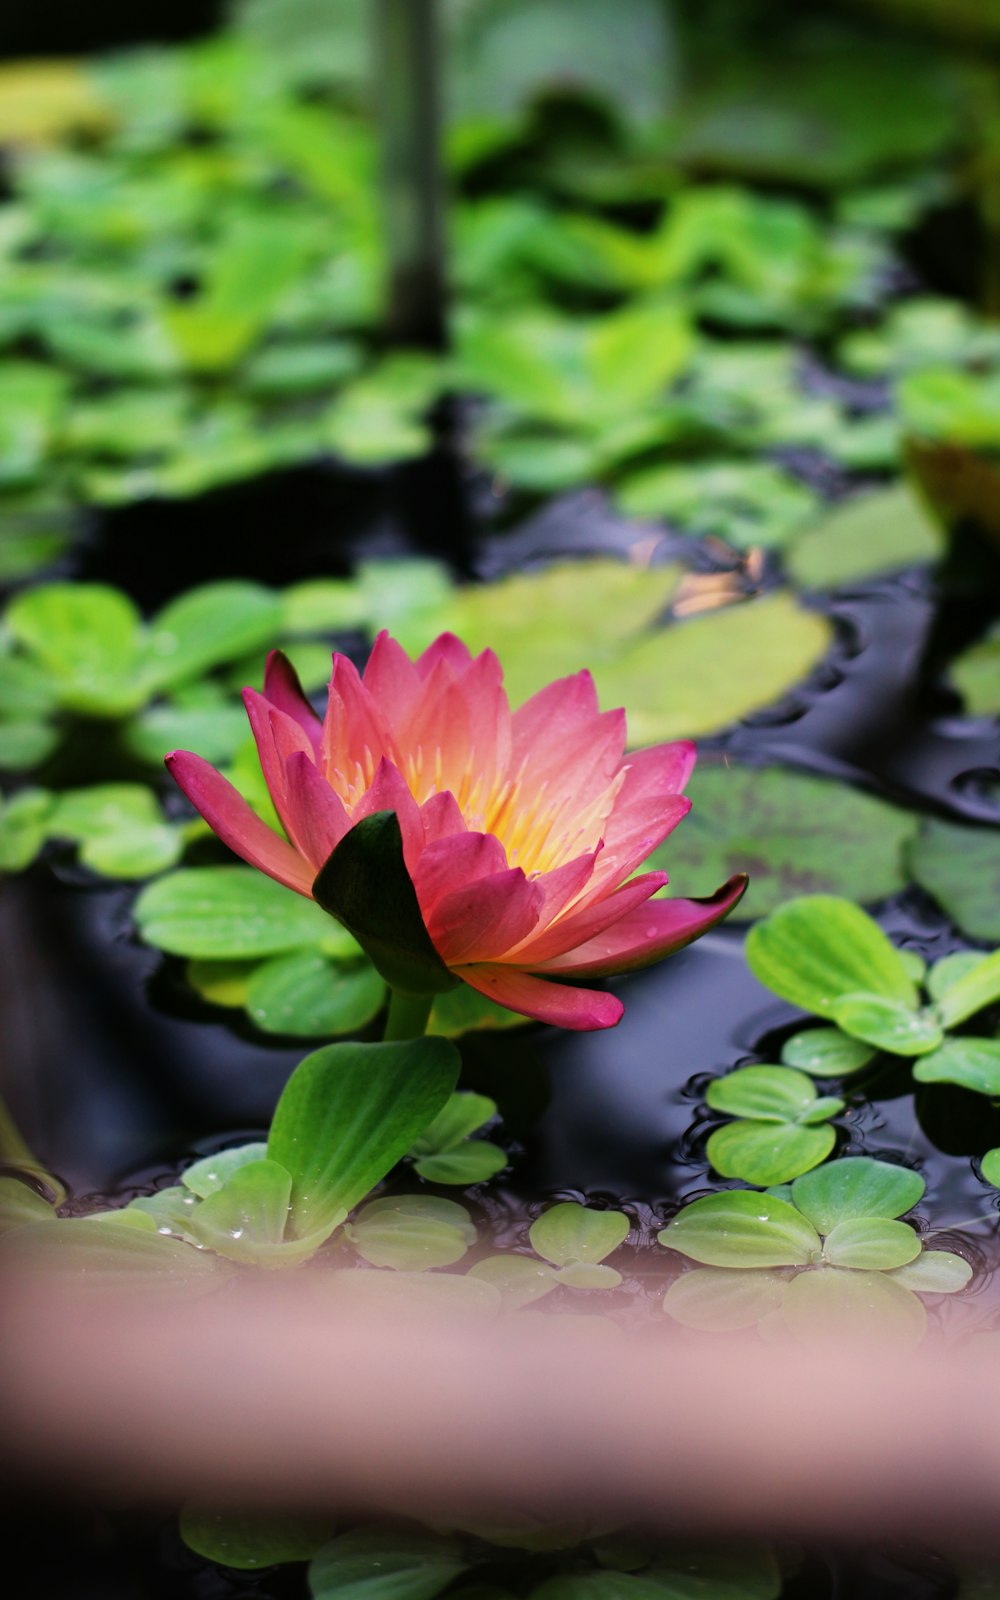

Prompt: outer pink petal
xmin=455 ymin=648 xmax=512 ymax=796
xmin=262 ymin=651 xmax=322 ymax=755
xmin=412 ymin=831 xmax=509 ymax=917
xmin=512 ymin=870 xmax=669 ymax=965
xmin=512 ymin=673 xmax=626 ymax=796
xmin=284 ymin=752 xmax=351 ymax=872
xmin=458 ymin=964 xmax=623 ymax=1031
xmin=243 ymin=691 xmax=318 ymax=858
xmin=617 ymin=741 xmax=697 ymax=802
xmin=533 ymin=874 xmax=749 ymax=977
xmin=165 ymin=752 xmax=314 ymax=897
xmin=426 ymin=867 xmax=543 ymax=965
xmin=400 ymin=656 xmax=471 ymax=790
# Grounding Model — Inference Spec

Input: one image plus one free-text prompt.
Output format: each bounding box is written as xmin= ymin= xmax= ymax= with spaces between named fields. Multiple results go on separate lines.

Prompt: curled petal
xmin=458 ymin=963 xmax=624 ymax=1031
xmin=262 ymin=651 xmax=322 ymax=754
xmin=534 ymin=874 xmax=749 ymax=977
xmin=412 ymin=831 xmax=509 ymax=916
xmin=165 ymin=752 xmax=315 ymax=896
xmin=586 ymin=794 xmax=691 ymax=893
xmin=513 ymin=870 xmax=669 ymax=966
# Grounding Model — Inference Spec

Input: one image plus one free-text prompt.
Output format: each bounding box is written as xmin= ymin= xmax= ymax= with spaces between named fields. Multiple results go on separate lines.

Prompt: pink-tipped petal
xmin=262 ymin=651 xmax=322 ymax=754
xmin=412 ymin=831 xmax=509 ymax=917
xmin=534 ymin=873 xmax=749 ymax=977
xmin=322 ymin=655 xmax=393 ymax=787
xmin=585 ymin=794 xmax=691 ymax=894
xmin=425 ymin=867 xmax=543 ymax=965
xmin=284 ymin=752 xmax=351 ymax=871
xmin=458 ymin=964 xmax=624 ymax=1031
xmin=362 ymin=631 xmax=423 ymax=734
xmin=416 ymin=632 xmax=472 ymax=678
xmin=165 ymin=752 xmax=315 ymax=897
xmin=418 ymin=789 xmax=469 ymax=847
xmin=513 ymin=869 xmax=669 ymax=966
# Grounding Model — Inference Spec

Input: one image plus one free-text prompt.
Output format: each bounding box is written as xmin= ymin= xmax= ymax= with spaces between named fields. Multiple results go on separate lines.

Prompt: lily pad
xmin=706 ymin=1122 xmax=837 ymax=1188
xmin=746 ymin=895 xmax=920 ymax=1025
xmin=246 ymin=951 xmax=386 ymax=1038
xmin=785 ymin=482 xmax=943 ymax=590
xmin=179 ymin=1507 xmax=336 ymax=1571
xmin=912 ymin=1039 xmax=1000 ymax=1095
xmin=310 ymin=1527 xmax=469 ymax=1600
xmin=346 ymin=1194 xmax=477 ymax=1271
xmin=790 ymin=1156 xmax=924 ymax=1233
xmin=780 ymin=1266 xmax=926 ymax=1348
xmin=658 ymin=1190 xmax=821 ymax=1269
xmin=134 ymin=867 xmax=342 ymax=959
xmin=529 ymin=1203 xmax=630 ymax=1268
xmin=662 ymin=1266 xmax=788 ymax=1332
xmin=779 ymin=1028 xmax=877 ymax=1078
xmin=907 ymin=819 xmax=1000 ymax=943
xmin=652 ymin=762 xmax=916 ymax=919
xmin=949 ymin=623 xmax=1000 ymax=716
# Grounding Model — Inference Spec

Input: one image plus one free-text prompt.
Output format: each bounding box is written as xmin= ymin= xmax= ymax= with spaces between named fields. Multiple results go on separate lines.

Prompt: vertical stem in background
xmin=383 ymin=988 xmax=435 ymax=1041
xmin=372 ymin=0 xmax=447 ymax=350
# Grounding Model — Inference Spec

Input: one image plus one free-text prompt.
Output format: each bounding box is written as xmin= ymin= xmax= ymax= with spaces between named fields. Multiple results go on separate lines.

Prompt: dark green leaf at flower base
xmin=313 ymin=811 xmax=459 ymax=995
xmin=267 ymin=1037 xmax=460 ymax=1239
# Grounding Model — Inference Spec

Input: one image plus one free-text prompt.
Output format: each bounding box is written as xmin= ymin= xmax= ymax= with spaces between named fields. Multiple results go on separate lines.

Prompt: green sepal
xmin=312 ymin=810 xmax=459 ymax=995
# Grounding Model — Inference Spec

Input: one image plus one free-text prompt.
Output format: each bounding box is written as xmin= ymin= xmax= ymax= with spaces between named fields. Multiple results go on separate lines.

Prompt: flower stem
xmin=383 ymin=988 xmax=434 ymax=1041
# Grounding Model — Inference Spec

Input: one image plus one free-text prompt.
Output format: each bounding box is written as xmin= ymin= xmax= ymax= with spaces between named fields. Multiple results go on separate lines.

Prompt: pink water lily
xmin=166 ymin=632 xmax=746 ymax=1029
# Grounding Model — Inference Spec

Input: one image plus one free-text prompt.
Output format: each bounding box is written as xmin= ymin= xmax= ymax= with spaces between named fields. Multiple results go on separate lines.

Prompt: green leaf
xmin=466 ymin=1254 xmax=559 ymax=1308
xmin=706 ymin=1065 xmax=826 ymax=1122
xmin=650 ymin=763 xmax=916 ymax=919
xmin=412 ymin=1142 xmax=508 ymax=1185
xmin=950 ymin=622 xmax=1000 ymax=716
xmin=932 ymin=950 xmax=1000 ymax=1028
xmin=49 ymin=783 xmax=183 ymax=877
xmin=790 ymin=1157 xmax=924 ymax=1233
xmin=745 ymin=896 xmax=920 ymax=1020
xmin=780 ymin=1028 xmax=876 ymax=1077
xmin=908 ymin=819 xmax=1000 ymax=943
xmin=889 ymin=1251 xmax=973 ymax=1294
xmin=267 ymin=1036 xmax=460 ymax=1239
xmin=142 ymin=580 xmax=283 ymax=693
xmin=134 ymin=866 xmax=335 ymax=958
xmin=182 ymin=1143 xmax=269 ymax=1199
xmin=0 ymin=1175 xmax=58 ymax=1231
xmin=594 ymin=592 xmax=833 ymax=746
xmin=246 ymin=952 xmax=386 ymax=1038
xmin=124 ymin=701 xmax=251 ymax=767
xmin=555 ymin=1261 xmax=622 ymax=1289
xmin=912 ymin=1039 xmax=1000 ymax=1096
xmin=0 ymin=786 xmax=54 ymax=871
xmin=780 ymin=1267 xmax=926 ymax=1348
xmin=658 ymin=1191 xmax=821 ymax=1269
xmin=786 ymin=483 xmax=942 ymax=590
xmin=529 ymin=1202 xmax=629 ymax=1268
xmin=410 ymin=1093 xmax=497 ymax=1156
xmin=310 ymin=1527 xmax=469 ymax=1600
xmin=616 ymin=459 xmax=817 ymax=552
xmin=662 ymin=1266 xmax=787 ymax=1332
xmin=821 ymin=1216 xmax=921 ymax=1271
xmin=187 ymin=1159 xmax=328 ymax=1265
xmin=0 ymin=718 xmax=61 ymax=771
xmin=926 ymin=951 xmax=989 ymax=1003
xmin=280 ymin=576 xmax=371 ymax=636
xmin=428 ymin=982 xmax=526 ymax=1036
xmin=179 ymin=1506 xmax=336 ymax=1570
xmin=706 ymin=1121 xmax=837 ymax=1187
xmin=828 ymin=993 xmax=943 ymax=1056
xmin=313 ymin=811 xmax=458 ymax=995
xmin=5 ymin=582 xmax=145 ymax=715
xmin=242 ymin=338 xmax=364 ymax=397
xmin=346 ymin=1194 xmax=476 ymax=1270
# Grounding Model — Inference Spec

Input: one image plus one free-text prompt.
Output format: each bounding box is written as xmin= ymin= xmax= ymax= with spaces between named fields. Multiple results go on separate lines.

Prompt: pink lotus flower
xmin=166 ymin=632 xmax=746 ymax=1030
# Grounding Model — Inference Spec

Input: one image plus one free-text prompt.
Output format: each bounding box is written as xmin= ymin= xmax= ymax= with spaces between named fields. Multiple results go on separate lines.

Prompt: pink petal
xmin=454 ymin=647 xmax=512 ymax=796
xmin=165 ymin=752 xmax=314 ymax=896
xmin=321 ymin=655 xmax=392 ymax=789
xmin=416 ymin=632 xmax=472 ymax=679
xmin=418 ymin=789 xmax=469 ymax=847
xmin=513 ymin=870 xmax=669 ymax=965
xmin=458 ymin=964 xmax=623 ymax=1031
xmin=534 ymin=874 xmax=749 ymax=977
xmin=512 ymin=672 xmax=625 ymax=793
xmin=362 ymin=631 xmax=423 ymax=732
xmin=425 ymin=867 xmax=543 ymax=965
xmin=498 ymin=848 xmax=601 ymax=961
xmin=586 ymin=793 xmax=691 ymax=893
xmin=412 ymin=831 xmax=509 ymax=917
xmin=262 ymin=651 xmax=322 ymax=754
xmin=351 ymin=756 xmax=424 ymax=871
xmin=284 ymin=752 xmax=351 ymax=871
xmin=618 ymin=740 xmax=697 ymax=801
xmin=400 ymin=655 xmax=471 ymax=793
xmin=243 ymin=691 xmax=318 ymax=858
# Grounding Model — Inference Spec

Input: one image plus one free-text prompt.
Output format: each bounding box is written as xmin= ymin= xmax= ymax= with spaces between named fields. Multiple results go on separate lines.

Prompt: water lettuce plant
xmin=166 ymin=631 xmax=746 ymax=1029
xmin=746 ymin=896 xmax=1000 ymax=1094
